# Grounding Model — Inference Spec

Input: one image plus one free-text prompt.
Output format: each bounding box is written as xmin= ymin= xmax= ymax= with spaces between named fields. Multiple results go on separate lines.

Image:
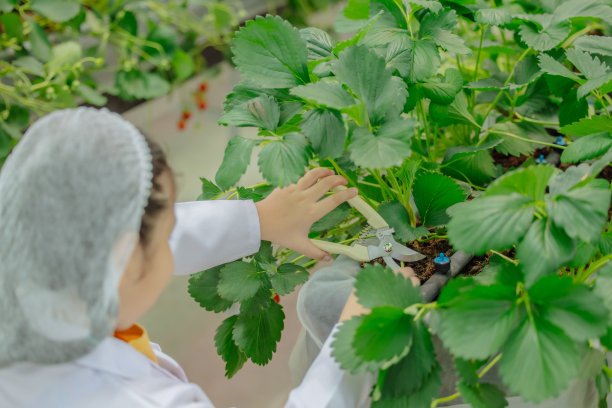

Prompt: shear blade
xmin=391 ymin=243 xmax=426 ymax=262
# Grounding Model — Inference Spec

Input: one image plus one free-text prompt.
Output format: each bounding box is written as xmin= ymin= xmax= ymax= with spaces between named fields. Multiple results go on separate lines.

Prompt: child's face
xmin=115 ymin=170 xmax=177 ymax=331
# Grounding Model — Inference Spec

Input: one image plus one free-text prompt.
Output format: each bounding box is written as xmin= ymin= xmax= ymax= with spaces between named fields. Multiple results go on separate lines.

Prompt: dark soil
xmin=598 ymin=165 xmax=612 ymax=182
xmin=409 ymin=238 xmax=453 ymax=282
xmin=361 ymin=238 xmax=490 ymax=283
xmin=462 ymin=254 xmax=491 ymax=276
xmin=491 ymin=147 xmax=555 ymax=171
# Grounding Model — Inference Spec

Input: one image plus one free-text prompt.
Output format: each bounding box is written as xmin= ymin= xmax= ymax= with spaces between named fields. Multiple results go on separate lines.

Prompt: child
xmin=0 ymin=107 xmax=404 ymax=407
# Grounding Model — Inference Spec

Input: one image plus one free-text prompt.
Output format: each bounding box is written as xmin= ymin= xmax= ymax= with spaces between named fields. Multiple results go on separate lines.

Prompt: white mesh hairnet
xmin=0 ymin=107 xmax=153 ymax=366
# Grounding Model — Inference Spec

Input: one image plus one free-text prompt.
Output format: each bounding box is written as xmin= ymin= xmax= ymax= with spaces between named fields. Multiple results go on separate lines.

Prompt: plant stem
xmin=487 ymin=129 xmax=566 ymax=150
xmin=478 ymin=353 xmax=502 ymax=377
xmin=562 ymin=23 xmax=605 ymax=48
xmin=431 ymin=392 xmax=460 ymax=407
xmin=473 ymin=25 xmax=486 ymax=82
xmin=328 ymin=158 xmax=357 ymax=187
xmin=481 ymin=47 xmax=532 ymax=125
xmin=490 ymin=250 xmax=519 ymax=265
xmin=513 ymin=112 xmax=559 ymax=126
xmin=581 ymin=254 xmax=612 ymax=282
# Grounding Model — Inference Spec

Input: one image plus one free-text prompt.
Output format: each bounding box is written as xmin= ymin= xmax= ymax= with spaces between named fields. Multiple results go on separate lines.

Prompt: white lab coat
xmin=0 ymin=200 xmax=373 ymax=408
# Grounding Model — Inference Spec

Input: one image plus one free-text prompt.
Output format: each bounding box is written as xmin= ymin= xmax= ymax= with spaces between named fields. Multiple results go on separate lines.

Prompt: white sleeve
xmin=285 ymin=324 xmax=374 ymax=408
xmin=170 ymin=200 xmax=261 ymax=276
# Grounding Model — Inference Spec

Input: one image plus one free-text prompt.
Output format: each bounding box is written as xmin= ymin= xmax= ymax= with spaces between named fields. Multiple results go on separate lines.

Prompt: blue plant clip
xmin=554 ymin=136 xmax=567 ymax=146
xmin=434 ymin=252 xmax=450 ymax=265
xmin=536 ymin=154 xmax=547 ymax=164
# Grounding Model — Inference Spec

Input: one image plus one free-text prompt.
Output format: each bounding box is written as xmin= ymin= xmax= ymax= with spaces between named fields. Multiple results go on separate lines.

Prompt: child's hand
xmin=255 ymin=168 xmax=358 ymax=261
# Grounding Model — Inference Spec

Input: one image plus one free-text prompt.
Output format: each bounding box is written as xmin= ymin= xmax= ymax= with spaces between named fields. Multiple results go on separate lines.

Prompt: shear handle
xmin=332 ymin=186 xmax=388 ymax=229
xmin=310 ymin=239 xmax=370 ymax=262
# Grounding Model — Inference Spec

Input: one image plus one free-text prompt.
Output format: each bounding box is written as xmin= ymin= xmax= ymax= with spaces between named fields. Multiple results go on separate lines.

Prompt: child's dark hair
xmin=140 ymin=136 xmax=172 ymax=246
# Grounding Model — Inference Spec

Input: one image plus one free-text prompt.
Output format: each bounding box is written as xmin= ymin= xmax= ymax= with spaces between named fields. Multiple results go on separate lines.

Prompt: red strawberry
xmin=199 ymin=82 xmax=208 ymax=92
xmin=182 ymin=110 xmax=191 ymax=120
xmin=198 ymin=100 xmax=207 ymax=111
xmin=178 ymin=121 xmax=186 ymax=130
xmin=273 ymin=294 xmax=280 ymax=304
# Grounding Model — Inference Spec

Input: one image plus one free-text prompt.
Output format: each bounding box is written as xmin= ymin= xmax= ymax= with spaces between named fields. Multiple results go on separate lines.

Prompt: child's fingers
xmin=309 ymin=175 xmax=348 ymax=199
xmin=297 ymin=167 xmax=334 ymax=190
xmin=294 ymin=239 xmax=332 ymax=262
xmin=315 ymin=187 xmax=358 ymax=219
xmin=397 ymin=267 xmax=420 ymax=287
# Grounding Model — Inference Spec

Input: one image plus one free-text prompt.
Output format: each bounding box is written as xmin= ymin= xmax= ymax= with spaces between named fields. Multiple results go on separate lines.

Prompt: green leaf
xmin=334 ymin=45 xmax=408 ymax=125
xmin=567 ymin=49 xmax=609 ymax=79
xmin=188 ymin=266 xmax=234 ymax=312
xmin=76 ymin=84 xmax=107 ymax=106
xmin=559 ymin=89 xmax=589 ymax=127
xmin=115 ymin=70 xmax=170 ymax=100
xmin=560 ymin=116 xmax=612 ymax=136
xmin=117 ymin=10 xmax=137 ymax=36
xmin=574 ymin=35 xmax=612 ymax=57
xmin=300 ymin=27 xmax=334 ymax=60
xmin=218 ymin=261 xmax=263 ymax=302
xmin=239 ymin=287 xmax=273 ymax=316
xmin=144 ymin=25 xmax=177 ymax=61
xmin=31 ymin=0 xmax=80 ymax=23
xmin=48 ymin=41 xmax=82 ymax=72
xmin=458 ymin=382 xmax=509 ymax=408
xmin=258 ymin=133 xmax=309 ymax=187
xmin=538 ymin=54 xmax=581 ymax=81
xmin=270 ymin=264 xmax=308 ymax=295
xmin=344 ymin=0 xmax=370 ymax=19
xmin=600 ymin=231 xmax=612 ymax=255
xmin=219 ymin=95 xmax=280 ymax=131
xmin=1 ymin=13 xmax=23 ymax=40
xmin=595 ymin=263 xmax=612 ymax=322
xmin=437 ymin=282 xmax=521 ymax=359
xmin=546 ymin=179 xmax=611 ymax=243
xmin=386 ymin=36 xmax=441 ymax=83
xmin=412 ymin=172 xmax=466 ymax=226
xmin=421 ymin=68 xmax=463 ymax=105
xmin=28 ymin=19 xmax=52 ymax=62
xmin=530 ymin=275 xmax=608 ymax=341
xmin=300 ymin=109 xmax=346 ymax=159
xmin=419 ymin=8 xmax=469 ymax=54
xmin=233 ymin=15 xmax=308 ymax=88
xmin=233 ymin=301 xmax=284 ymax=365
xmin=484 ymin=165 xmax=557 ymax=202
xmin=553 ymin=0 xmax=612 ymax=24
xmin=448 ymin=194 xmax=536 ymax=254
xmin=498 ymin=317 xmax=580 ymax=403
xmin=349 ymin=119 xmax=414 ymax=169
xmin=331 ymin=316 xmax=383 ymax=373
xmin=171 ymin=50 xmax=194 ymax=81
xmin=441 ymin=148 xmax=497 ymax=186
xmin=215 ymin=316 xmax=247 ymax=378
xmin=488 ymin=122 xmax=538 ymax=157
xmin=353 ymin=306 xmax=413 ymax=362
xmin=0 ymin=0 xmax=16 ymax=13
xmin=290 ymin=82 xmax=355 ymax=110
xmin=254 ymin=240 xmax=276 ymax=265
xmin=578 ymin=72 xmax=612 ymax=100
xmin=519 ymin=18 xmax=570 ymax=51
xmin=454 ymin=358 xmax=480 ymax=386
xmin=372 ymin=364 xmax=442 ymax=408
xmin=377 ymin=201 xmax=428 ymax=242
xmin=310 ymin=203 xmax=351 ymax=233
xmin=379 ymin=322 xmax=437 ymax=397
xmin=13 ymin=56 xmax=44 ymax=77
xmin=475 ymin=8 xmax=511 ymax=26
xmin=354 ymin=263 xmax=423 ymax=310
xmin=198 ymin=177 xmax=221 ymax=200
xmin=516 ymin=218 xmax=575 ymax=286
xmin=561 ymin=133 xmax=612 ymax=164
xmin=215 ymin=136 xmax=258 ymax=190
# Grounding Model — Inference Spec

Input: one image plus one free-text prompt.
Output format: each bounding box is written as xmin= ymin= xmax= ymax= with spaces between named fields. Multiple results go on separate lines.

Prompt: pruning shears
xmin=311 ymin=186 xmax=426 ymax=270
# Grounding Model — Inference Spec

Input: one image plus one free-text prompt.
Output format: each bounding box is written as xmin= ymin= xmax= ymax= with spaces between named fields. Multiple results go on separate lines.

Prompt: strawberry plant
xmin=0 ymin=0 xmax=243 ymax=165
xmin=187 ymin=0 xmax=612 ymax=405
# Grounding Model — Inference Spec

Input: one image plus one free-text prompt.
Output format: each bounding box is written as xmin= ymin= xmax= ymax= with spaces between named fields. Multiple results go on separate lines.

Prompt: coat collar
xmin=75 ymin=336 xmax=153 ymax=379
